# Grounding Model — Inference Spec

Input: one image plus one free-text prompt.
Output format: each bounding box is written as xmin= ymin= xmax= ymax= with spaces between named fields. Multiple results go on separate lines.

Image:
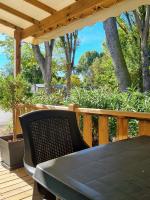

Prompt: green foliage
xmin=27 ymin=87 xmax=150 ymax=140
xmin=90 ymin=51 xmax=117 ymax=88
xmin=71 ymin=74 xmax=81 ymax=87
xmin=27 ymin=90 xmax=64 ymax=106
xmin=0 ymin=36 xmax=43 ymax=83
xmin=21 ymin=43 xmax=43 ymax=84
xmin=76 ymin=51 xmax=100 ymax=76
xmin=67 ymin=88 xmax=150 ymax=139
xmin=67 ymin=87 xmax=150 ymax=111
xmin=0 ymin=75 xmax=31 ymax=111
xmin=117 ymin=17 xmax=141 ymax=88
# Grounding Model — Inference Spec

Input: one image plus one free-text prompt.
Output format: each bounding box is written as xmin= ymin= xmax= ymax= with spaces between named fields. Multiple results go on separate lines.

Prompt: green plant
xmin=25 ymin=87 xmax=150 ymax=140
xmin=0 ymin=75 xmax=31 ymax=140
xmin=27 ymin=90 xmax=64 ymax=106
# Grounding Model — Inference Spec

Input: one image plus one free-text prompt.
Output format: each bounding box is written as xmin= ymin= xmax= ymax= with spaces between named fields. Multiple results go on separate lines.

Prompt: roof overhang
xmin=0 ymin=0 xmax=149 ymax=44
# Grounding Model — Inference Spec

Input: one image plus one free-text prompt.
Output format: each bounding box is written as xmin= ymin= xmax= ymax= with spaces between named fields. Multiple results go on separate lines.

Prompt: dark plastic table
xmin=33 ymin=136 xmax=150 ymax=200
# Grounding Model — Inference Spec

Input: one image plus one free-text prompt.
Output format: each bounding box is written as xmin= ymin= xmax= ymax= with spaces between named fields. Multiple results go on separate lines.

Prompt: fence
xmin=14 ymin=104 xmax=150 ymax=146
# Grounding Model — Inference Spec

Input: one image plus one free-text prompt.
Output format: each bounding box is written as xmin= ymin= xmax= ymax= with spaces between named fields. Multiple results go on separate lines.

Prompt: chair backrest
xmin=19 ymin=110 xmax=87 ymax=167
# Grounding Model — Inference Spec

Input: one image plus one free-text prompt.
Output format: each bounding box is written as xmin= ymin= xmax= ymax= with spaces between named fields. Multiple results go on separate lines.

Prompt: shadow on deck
xmin=0 ymin=154 xmax=33 ymax=200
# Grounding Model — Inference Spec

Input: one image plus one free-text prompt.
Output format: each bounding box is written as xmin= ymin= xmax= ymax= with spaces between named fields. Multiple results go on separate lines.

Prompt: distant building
xmin=31 ymin=84 xmax=45 ymax=93
xmin=31 ymin=84 xmax=66 ymax=93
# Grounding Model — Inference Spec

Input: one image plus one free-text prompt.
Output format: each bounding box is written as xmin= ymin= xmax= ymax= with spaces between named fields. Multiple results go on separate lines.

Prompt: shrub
xmin=27 ymin=90 xmax=65 ymax=105
xmin=27 ymin=87 xmax=150 ymax=140
xmin=0 ymin=75 xmax=31 ymax=111
xmin=0 ymin=75 xmax=31 ymax=140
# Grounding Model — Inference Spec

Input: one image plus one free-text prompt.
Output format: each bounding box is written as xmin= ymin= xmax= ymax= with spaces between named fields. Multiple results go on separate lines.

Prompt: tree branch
xmin=133 ymin=10 xmax=142 ymax=35
xmin=125 ymin=12 xmax=133 ymax=31
xmin=116 ymin=19 xmax=128 ymax=34
xmin=143 ymin=5 xmax=150 ymax=42
xmin=32 ymin=44 xmax=45 ymax=68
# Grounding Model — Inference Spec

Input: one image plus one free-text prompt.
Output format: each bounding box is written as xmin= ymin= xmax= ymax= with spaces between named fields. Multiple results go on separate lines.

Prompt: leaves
xmin=0 ymin=75 xmax=31 ymax=111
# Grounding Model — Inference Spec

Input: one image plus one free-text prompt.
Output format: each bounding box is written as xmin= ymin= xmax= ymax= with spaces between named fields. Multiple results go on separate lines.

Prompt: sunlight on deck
xmin=0 ymin=155 xmax=33 ymax=200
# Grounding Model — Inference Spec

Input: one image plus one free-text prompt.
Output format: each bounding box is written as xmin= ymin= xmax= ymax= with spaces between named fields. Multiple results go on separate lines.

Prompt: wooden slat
xmin=4 ymin=189 xmax=33 ymax=200
xmin=98 ymin=116 xmax=109 ymax=144
xmin=83 ymin=114 xmax=92 ymax=147
xmin=22 ymin=196 xmax=32 ymax=200
xmin=0 ymin=154 xmax=33 ymax=200
xmin=0 ymin=175 xmax=31 ymax=189
xmin=116 ymin=117 xmax=128 ymax=140
xmin=0 ymin=180 xmax=33 ymax=193
xmin=0 ymin=19 xmax=22 ymax=29
xmin=24 ymin=0 xmax=56 ymax=15
xmin=22 ymin=104 xmax=150 ymax=121
xmin=21 ymin=0 xmax=125 ymax=39
xmin=76 ymin=107 xmax=150 ymax=120
xmin=139 ymin=120 xmax=150 ymax=136
xmin=0 ymin=172 xmax=27 ymax=184
xmin=0 ymin=2 xmax=39 ymax=24
xmin=1 ymin=184 xmax=33 ymax=198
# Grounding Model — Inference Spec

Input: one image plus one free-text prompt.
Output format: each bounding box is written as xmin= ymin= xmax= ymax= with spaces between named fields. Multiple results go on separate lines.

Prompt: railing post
xmin=83 ymin=114 xmax=92 ymax=147
xmin=116 ymin=117 xmax=128 ymax=140
xmin=68 ymin=104 xmax=78 ymax=111
xmin=98 ymin=116 xmax=109 ymax=144
xmin=68 ymin=104 xmax=80 ymax=127
xmin=139 ymin=120 xmax=150 ymax=136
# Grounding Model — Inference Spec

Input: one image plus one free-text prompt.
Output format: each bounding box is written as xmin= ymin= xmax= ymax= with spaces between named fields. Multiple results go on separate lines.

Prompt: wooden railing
xmin=14 ymin=104 xmax=150 ymax=147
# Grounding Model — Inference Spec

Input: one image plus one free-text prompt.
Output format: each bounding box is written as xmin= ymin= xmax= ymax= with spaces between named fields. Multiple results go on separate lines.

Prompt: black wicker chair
xmin=19 ymin=110 xmax=89 ymax=200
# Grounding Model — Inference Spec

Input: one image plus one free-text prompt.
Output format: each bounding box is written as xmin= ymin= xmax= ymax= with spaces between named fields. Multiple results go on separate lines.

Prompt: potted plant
xmin=0 ymin=75 xmax=31 ymax=170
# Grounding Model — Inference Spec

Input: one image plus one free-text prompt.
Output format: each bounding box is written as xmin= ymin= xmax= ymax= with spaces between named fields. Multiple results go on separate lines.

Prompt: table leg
xmin=32 ymin=181 xmax=43 ymax=200
xmin=32 ymin=181 xmax=58 ymax=200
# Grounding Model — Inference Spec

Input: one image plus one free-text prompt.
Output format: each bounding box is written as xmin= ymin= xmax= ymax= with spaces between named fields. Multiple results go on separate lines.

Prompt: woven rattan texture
xmin=30 ymin=118 xmax=74 ymax=165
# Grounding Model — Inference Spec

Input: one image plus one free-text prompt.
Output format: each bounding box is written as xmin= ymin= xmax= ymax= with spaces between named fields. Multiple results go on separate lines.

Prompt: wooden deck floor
xmin=0 ymin=155 xmax=33 ymax=200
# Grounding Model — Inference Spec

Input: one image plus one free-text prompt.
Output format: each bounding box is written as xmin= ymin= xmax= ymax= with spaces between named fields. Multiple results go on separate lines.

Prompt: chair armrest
xmin=24 ymin=161 xmax=36 ymax=177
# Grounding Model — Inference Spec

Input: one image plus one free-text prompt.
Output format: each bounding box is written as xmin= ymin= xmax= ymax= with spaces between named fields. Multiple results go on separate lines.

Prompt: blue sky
xmin=75 ymin=22 xmax=105 ymax=64
xmin=0 ymin=22 xmax=105 ymax=69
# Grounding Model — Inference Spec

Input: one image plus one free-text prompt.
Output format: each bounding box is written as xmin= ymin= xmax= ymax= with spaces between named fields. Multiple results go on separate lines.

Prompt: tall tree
xmin=77 ymin=51 xmax=100 ymax=76
xmin=103 ymin=17 xmax=131 ymax=91
xmin=32 ymin=40 xmax=55 ymax=94
xmin=133 ymin=6 xmax=150 ymax=92
xmin=59 ymin=31 xmax=78 ymax=96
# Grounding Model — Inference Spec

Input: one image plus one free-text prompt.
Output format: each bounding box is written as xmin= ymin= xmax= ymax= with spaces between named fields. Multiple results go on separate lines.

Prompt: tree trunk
xmin=103 ymin=17 xmax=131 ymax=91
xmin=32 ymin=40 xmax=55 ymax=94
xmin=141 ymin=40 xmax=150 ymax=91
xmin=60 ymin=31 xmax=78 ymax=97
xmin=66 ymin=64 xmax=72 ymax=96
xmin=133 ymin=6 xmax=150 ymax=92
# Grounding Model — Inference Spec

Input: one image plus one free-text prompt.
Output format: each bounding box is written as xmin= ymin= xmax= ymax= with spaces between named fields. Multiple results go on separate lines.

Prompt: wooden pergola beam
xmin=0 ymin=19 xmax=22 ymax=30
xmin=21 ymin=0 xmax=123 ymax=39
xmin=0 ymin=2 xmax=39 ymax=24
xmin=24 ymin=0 xmax=57 ymax=15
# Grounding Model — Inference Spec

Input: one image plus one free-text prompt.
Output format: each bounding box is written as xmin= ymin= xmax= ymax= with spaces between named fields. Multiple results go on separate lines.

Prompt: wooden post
xmin=139 ymin=120 xmax=150 ymax=136
xmin=69 ymin=104 xmax=80 ymax=127
xmin=68 ymin=104 xmax=78 ymax=111
xmin=14 ymin=29 xmax=21 ymax=77
xmin=116 ymin=117 xmax=128 ymax=141
xmin=98 ymin=116 xmax=109 ymax=144
xmin=83 ymin=114 xmax=92 ymax=147
xmin=13 ymin=29 xmax=21 ymax=138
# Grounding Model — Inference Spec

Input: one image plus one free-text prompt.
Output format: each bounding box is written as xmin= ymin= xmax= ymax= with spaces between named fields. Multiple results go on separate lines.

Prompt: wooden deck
xmin=0 ymin=154 xmax=33 ymax=200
